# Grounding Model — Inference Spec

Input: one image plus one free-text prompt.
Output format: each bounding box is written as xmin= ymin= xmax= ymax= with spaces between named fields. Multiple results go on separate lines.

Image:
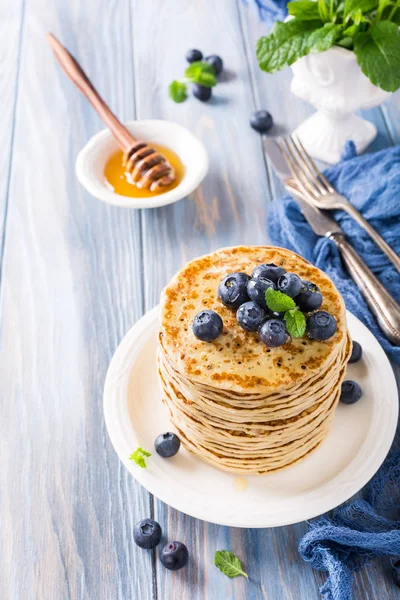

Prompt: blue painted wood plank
xmin=0 ymin=0 xmax=154 ymax=599
xmin=0 ymin=0 xmax=25 ymax=274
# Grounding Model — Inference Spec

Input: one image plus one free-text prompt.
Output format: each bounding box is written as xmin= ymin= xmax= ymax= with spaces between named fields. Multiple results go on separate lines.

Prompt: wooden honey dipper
xmin=47 ymin=33 xmax=175 ymax=192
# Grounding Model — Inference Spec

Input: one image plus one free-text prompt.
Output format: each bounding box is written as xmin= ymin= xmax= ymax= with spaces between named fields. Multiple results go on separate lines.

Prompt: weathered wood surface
xmin=1 ymin=0 xmax=399 ymax=599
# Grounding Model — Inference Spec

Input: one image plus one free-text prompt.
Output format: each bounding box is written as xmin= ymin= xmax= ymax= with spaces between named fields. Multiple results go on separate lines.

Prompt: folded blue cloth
xmin=298 ymin=452 xmax=400 ymax=600
xmin=267 ymin=141 xmax=400 ymax=364
xmin=244 ymin=0 xmax=289 ymax=23
xmin=267 ymin=142 xmax=400 ymax=599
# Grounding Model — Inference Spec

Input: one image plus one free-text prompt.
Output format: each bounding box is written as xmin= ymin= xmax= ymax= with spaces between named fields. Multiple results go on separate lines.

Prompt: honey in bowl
xmin=104 ymin=143 xmax=185 ymax=198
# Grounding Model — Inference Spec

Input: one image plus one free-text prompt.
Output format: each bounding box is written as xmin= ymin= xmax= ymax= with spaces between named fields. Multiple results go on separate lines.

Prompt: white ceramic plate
xmin=104 ymin=306 xmax=398 ymax=528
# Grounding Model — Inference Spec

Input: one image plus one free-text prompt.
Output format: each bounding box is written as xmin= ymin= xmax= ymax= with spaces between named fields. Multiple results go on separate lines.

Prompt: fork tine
xmin=292 ymin=134 xmax=334 ymax=193
xmin=278 ymin=137 xmax=319 ymax=199
xmin=290 ymin=135 xmax=327 ymax=196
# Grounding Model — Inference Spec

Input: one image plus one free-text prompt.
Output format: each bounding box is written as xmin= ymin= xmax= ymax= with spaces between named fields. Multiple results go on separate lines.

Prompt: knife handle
xmin=330 ymin=233 xmax=400 ymax=346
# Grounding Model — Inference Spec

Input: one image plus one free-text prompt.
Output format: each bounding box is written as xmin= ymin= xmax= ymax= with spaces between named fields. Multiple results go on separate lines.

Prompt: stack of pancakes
xmin=158 ymin=246 xmax=351 ymax=474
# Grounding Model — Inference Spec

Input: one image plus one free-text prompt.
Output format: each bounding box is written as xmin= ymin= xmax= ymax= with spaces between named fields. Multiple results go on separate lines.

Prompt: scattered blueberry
xmin=247 ymin=277 xmax=276 ymax=309
xmin=349 ymin=341 xmax=363 ymax=364
xmin=340 ymin=380 xmax=363 ymax=404
xmin=205 ymin=54 xmax=223 ymax=75
xmin=155 ymin=432 xmax=181 ymax=458
xmin=252 ymin=262 xmax=286 ymax=284
xmin=295 ymin=281 xmax=323 ymax=312
xmin=192 ymin=310 xmax=223 ymax=341
xmin=391 ymin=559 xmax=400 ymax=588
xmin=193 ymin=83 xmax=212 ymax=102
xmin=259 ymin=319 xmax=288 ymax=347
xmin=134 ymin=519 xmax=162 ymax=549
xmin=277 ymin=273 xmax=302 ymax=298
xmin=237 ymin=301 xmax=267 ymax=332
xmin=250 ymin=110 xmax=273 ymax=134
xmin=160 ymin=541 xmax=189 ymax=571
xmin=218 ymin=272 xmax=250 ymax=309
xmin=186 ymin=49 xmax=203 ymax=63
xmin=306 ymin=311 xmax=337 ymax=340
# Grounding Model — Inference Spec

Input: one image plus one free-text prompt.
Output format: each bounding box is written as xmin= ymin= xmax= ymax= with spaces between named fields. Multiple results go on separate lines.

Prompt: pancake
xmin=160 ymin=246 xmax=347 ymax=394
xmin=157 ymin=246 xmax=351 ymax=474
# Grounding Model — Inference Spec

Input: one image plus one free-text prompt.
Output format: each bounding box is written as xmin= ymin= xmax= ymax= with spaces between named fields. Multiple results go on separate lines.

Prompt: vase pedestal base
xmin=293 ymin=111 xmax=377 ymax=164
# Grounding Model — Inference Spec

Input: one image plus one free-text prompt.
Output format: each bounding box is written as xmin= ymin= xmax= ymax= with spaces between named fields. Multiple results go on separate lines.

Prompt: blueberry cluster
xmin=134 ymin=518 xmax=189 ymax=570
xmin=186 ymin=49 xmax=223 ymax=102
xmin=192 ymin=262 xmax=338 ymax=348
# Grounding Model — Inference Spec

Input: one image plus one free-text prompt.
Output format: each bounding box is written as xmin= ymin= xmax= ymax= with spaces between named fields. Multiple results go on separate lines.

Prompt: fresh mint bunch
xmin=256 ymin=0 xmax=400 ymax=92
xmin=265 ymin=288 xmax=306 ymax=338
xmin=169 ymin=61 xmax=217 ymax=103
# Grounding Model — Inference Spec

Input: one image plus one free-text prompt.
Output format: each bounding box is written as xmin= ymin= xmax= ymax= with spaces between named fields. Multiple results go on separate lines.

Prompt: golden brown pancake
xmin=158 ymin=246 xmax=351 ymax=474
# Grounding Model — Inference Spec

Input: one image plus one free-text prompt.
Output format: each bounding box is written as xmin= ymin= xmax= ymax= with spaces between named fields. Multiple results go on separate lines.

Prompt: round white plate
xmin=104 ymin=306 xmax=398 ymax=528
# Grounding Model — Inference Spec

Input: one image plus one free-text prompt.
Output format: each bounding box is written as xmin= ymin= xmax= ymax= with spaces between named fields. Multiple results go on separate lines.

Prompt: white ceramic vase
xmin=290 ymin=46 xmax=390 ymax=163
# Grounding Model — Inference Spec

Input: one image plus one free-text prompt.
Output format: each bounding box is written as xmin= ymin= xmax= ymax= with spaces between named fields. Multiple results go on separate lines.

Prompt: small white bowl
xmin=76 ymin=120 xmax=209 ymax=209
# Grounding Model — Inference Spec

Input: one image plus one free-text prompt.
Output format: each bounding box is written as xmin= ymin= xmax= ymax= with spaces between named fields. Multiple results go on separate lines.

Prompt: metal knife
xmin=264 ymin=138 xmax=400 ymax=345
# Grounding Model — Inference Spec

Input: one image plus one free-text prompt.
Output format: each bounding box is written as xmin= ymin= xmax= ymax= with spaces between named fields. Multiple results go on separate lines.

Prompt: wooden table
xmin=2 ymin=1 xmax=400 ymax=598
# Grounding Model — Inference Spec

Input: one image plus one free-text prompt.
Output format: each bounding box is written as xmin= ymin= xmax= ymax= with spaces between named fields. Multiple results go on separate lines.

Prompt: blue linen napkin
xmin=267 ymin=143 xmax=400 ymax=599
xmin=267 ymin=141 xmax=400 ymax=364
xmin=244 ymin=0 xmax=289 ymax=23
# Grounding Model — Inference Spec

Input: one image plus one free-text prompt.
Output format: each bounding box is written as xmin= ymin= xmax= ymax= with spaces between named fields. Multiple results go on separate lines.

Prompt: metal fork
xmin=278 ymin=135 xmax=400 ymax=274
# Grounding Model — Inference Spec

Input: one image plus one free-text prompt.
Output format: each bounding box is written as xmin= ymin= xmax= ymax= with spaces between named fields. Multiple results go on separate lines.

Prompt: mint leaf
xmin=196 ymin=71 xmax=217 ymax=87
xmin=354 ymin=21 xmax=400 ymax=92
xmin=318 ymin=0 xmax=330 ymax=21
xmin=342 ymin=23 xmax=361 ymax=37
xmin=346 ymin=0 xmax=378 ymax=14
xmin=257 ymin=20 xmax=323 ymax=73
xmin=214 ymin=551 xmax=248 ymax=579
xmin=337 ymin=36 xmax=354 ymax=48
xmin=185 ymin=61 xmax=215 ymax=78
xmin=169 ymin=80 xmax=187 ymax=103
xmin=184 ymin=61 xmax=217 ymax=87
xmin=288 ymin=1 xmax=321 ymax=20
xmin=129 ymin=446 xmax=151 ymax=468
xmin=265 ymin=288 xmax=296 ymax=312
xmin=308 ymin=23 xmax=343 ymax=51
xmin=284 ymin=309 xmax=306 ymax=337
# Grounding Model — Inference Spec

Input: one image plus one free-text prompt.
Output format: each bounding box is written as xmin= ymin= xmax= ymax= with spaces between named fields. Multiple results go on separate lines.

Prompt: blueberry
xmin=160 ymin=541 xmax=189 ymax=571
xmin=247 ymin=277 xmax=276 ymax=309
xmin=277 ymin=273 xmax=302 ymax=298
xmin=250 ymin=110 xmax=273 ymax=134
xmin=259 ymin=319 xmax=288 ymax=347
xmin=186 ymin=49 xmax=203 ymax=63
xmin=155 ymin=432 xmax=181 ymax=457
xmin=349 ymin=341 xmax=362 ymax=364
xmin=252 ymin=262 xmax=286 ymax=284
xmin=340 ymin=380 xmax=362 ymax=404
xmin=192 ymin=310 xmax=223 ymax=341
xmin=237 ymin=301 xmax=266 ymax=332
xmin=295 ymin=281 xmax=323 ymax=312
xmin=205 ymin=54 xmax=223 ymax=75
xmin=134 ymin=519 xmax=162 ymax=549
xmin=218 ymin=272 xmax=250 ymax=309
xmin=193 ymin=84 xmax=212 ymax=102
xmin=306 ymin=311 xmax=337 ymax=340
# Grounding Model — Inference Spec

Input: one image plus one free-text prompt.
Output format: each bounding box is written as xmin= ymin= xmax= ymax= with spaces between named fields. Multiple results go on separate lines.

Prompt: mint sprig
xmin=256 ymin=0 xmax=400 ymax=92
xmin=265 ymin=288 xmax=296 ymax=312
xmin=265 ymin=288 xmax=306 ymax=338
xmin=129 ymin=447 xmax=151 ymax=468
xmin=214 ymin=550 xmax=248 ymax=579
xmin=169 ymin=61 xmax=217 ymax=103
xmin=284 ymin=308 xmax=307 ymax=337
xmin=169 ymin=81 xmax=187 ymax=103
